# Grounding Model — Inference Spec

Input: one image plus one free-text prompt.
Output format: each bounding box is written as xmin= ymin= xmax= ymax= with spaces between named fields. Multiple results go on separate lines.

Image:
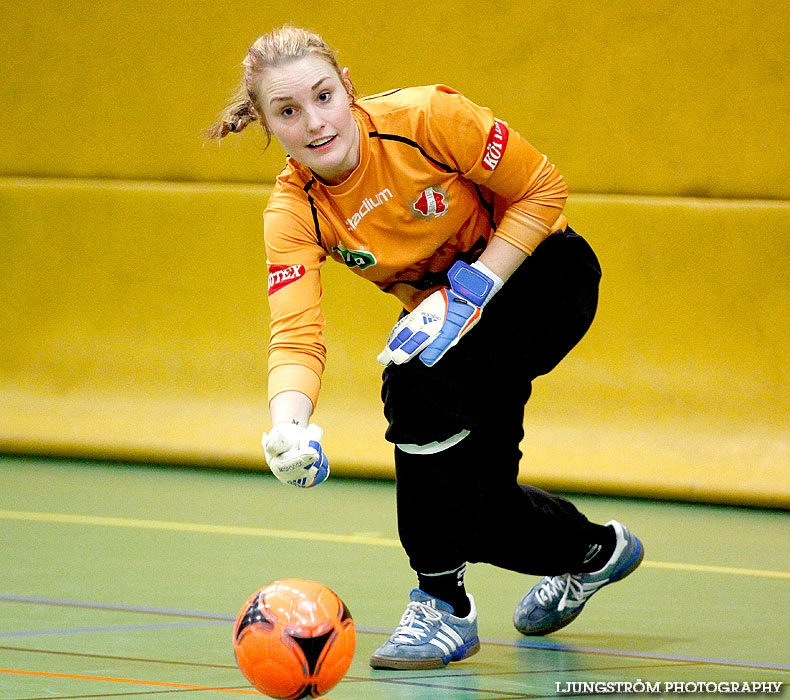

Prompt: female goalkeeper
xmin=207 ymin=24 xmax=643 ymax=671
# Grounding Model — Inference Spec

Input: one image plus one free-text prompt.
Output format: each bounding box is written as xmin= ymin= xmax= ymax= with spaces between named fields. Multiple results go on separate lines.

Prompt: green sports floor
xmin=1 ymin=455 xmax=788 ymax=699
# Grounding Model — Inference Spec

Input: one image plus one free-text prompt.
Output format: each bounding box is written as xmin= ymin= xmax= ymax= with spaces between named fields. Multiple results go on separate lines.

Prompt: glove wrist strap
xmin=448 ymin=260 xmax=504 ymax=307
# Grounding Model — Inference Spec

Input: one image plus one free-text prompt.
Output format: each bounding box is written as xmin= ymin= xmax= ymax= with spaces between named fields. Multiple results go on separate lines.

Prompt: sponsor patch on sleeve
xmin=481 ymin=120 xmax=509 ymax=171
xmin=267 ymin=263 xmax=306 ymax=295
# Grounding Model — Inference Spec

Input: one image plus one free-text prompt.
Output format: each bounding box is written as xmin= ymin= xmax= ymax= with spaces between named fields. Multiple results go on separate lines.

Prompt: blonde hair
xmin=206 ymin=25 xmax=354 ymax=145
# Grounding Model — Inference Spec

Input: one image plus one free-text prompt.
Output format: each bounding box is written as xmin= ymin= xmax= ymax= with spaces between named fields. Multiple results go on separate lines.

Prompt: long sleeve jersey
xmin=264 ymin=85 xmax=568 ymax=406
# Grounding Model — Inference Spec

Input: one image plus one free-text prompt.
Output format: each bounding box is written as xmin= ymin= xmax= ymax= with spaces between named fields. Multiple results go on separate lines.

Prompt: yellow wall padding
xmin=1 ymin=177 xmax=787 ymax=507
xmin=1 ymin=1 xmax=787 ymax=199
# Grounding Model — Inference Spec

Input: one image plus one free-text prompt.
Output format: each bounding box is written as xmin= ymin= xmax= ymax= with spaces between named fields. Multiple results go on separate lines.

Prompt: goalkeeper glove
xmin=378 ymin=260 xmax=503 ymax=367
xmin=261 ymin=423 xmax=330 ymax=488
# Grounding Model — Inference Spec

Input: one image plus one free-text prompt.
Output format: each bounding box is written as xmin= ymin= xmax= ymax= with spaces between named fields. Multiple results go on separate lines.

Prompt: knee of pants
xmin=381 ymin=356 xmax=533 ymax=448
xmin=382 ymin=364 xmax=472 ymax=446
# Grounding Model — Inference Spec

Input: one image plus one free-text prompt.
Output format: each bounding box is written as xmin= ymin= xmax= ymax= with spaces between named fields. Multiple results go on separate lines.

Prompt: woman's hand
xmin=262 ymin=422 xmax=330 ymax=487
xmin=378 ymin=260 xmax=503 ymax=367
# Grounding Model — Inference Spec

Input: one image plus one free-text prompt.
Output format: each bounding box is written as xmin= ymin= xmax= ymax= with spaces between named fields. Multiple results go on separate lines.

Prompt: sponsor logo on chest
xmin=346 ymin=188 xmax=393 ymax=231
xmin=411 ymin=186 xmax=449 ymax=218
xmin=332 ymin=243 xmax=377 ymax=270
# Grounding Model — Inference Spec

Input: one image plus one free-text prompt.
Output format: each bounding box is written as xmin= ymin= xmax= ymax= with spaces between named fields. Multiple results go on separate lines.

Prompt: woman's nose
xmin=304 ymin=107 xmax=324 ymax=132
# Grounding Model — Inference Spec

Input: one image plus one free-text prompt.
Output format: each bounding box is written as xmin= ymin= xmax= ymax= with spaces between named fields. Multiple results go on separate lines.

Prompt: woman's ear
xmin=342 ymin=67 xmax=354 ymax=100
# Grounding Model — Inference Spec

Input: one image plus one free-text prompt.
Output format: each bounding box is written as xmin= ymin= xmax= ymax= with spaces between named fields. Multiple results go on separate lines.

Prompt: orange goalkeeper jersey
xmin=264 ymin=85 xmax=569 ymax=406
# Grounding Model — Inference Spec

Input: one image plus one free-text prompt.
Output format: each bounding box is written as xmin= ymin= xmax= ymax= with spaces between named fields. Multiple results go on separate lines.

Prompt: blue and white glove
xmin=261 ymin=423 xmax=330 ymax=488
xmin=378 ymin=260 xmax=504 ymax=367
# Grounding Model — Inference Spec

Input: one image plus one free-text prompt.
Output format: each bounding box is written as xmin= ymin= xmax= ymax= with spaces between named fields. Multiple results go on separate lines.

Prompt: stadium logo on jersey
xmin=482 ymin=120 xmax=509 ymax=171
xmin=412 ymin=186 xmax=448 ymax=218
xmin=332 ymin=242 xmax=377 ymax=270
xmin=346 ymin=188 xmax=393 ymax=231
xmin=268 ymin=264 xmax=306 ymax=295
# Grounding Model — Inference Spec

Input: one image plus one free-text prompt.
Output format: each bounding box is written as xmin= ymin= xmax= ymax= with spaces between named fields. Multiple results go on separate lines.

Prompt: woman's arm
xmin=477 ymin=235 xmax=529 ymax=282
xmin=269 ymin=390 xmax=314 ymax=427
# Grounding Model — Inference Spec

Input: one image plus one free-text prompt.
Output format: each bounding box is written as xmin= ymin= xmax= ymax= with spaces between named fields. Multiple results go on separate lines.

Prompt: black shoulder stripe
xmin=369 ymin=132 xmax=455 ymax=173
xmin=360 ymin=89 xmax=403 ymax=101
xmin=303 ymin=179 xmax=323 ymax=247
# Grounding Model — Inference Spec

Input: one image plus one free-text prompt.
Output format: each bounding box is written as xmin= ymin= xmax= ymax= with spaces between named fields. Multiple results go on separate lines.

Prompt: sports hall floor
xmin=1 ymin=455 xmax=787 ymax=699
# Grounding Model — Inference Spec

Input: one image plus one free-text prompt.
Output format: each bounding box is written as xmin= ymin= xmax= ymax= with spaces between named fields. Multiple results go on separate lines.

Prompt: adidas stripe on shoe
xmin=370 ymin=589 xmax=480 ymax=670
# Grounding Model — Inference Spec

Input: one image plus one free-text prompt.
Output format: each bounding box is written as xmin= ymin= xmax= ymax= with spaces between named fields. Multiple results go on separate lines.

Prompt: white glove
xmin=378 ymin=260 xmax=503 ymax=367
xmin=261 ymin=423 xmax=330 ymax=488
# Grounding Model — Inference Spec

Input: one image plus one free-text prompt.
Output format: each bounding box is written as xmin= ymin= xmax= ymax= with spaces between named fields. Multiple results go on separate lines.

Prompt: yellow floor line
xmin=0 ymin=509 xmax=400 ymax=547
xmin=640 ymin=560 xmax=790 ymax=579
xmin=2 ymin=509 xmax=788 ymax=580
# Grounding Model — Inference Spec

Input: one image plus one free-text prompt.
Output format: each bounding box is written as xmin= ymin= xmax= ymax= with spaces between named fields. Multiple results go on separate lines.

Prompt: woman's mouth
xmin=307 ymin=135 xmax=336 ymax=150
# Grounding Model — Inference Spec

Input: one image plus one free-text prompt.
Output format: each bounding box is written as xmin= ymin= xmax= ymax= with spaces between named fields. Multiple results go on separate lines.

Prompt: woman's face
xmin=259 ymin=54 xmax=359 ymax=185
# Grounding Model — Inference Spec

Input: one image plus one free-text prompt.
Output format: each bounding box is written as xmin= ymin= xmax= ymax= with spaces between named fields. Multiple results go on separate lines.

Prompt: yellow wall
xmin=1 ymin=1 xmax=788 ymax=506
xmin=2 ymin=178 xmax=787 ymax=506
xmin=1 ymin=1 xmax=787 ymax=198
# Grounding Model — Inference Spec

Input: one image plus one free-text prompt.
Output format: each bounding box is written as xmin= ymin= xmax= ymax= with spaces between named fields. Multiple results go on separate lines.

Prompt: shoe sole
xmin=516 ymin=606 xmax=584 ymax=636
xmin=516 ymin=535 xmax=645 ymax=636
xmin=369 ymin=638 xmax=481 ymax=670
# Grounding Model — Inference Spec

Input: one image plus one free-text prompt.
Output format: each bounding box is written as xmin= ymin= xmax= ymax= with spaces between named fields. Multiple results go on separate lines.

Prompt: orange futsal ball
xmin=233 ymin=579 xmax=356 ymax=699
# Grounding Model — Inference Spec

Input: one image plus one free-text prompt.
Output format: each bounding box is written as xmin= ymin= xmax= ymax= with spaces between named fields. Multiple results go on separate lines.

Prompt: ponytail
xmin=204 ymin=85 xmax=261 ymax=142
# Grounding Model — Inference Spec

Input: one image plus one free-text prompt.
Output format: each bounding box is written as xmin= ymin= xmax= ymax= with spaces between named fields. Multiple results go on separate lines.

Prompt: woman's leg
xmin=384 ymin=229 xmax=607 ymax=577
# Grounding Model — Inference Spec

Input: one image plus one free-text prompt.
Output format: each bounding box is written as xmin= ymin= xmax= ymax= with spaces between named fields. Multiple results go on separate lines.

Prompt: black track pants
xmin=381 ymin=229 xmax=605 ymax=575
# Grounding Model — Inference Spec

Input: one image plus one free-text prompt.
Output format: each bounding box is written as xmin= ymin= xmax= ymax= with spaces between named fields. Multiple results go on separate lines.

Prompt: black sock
xmin=579 ymin=524 xmax=617 ymax=572
xmin=417 ymin=565 xmax=470 ymax=617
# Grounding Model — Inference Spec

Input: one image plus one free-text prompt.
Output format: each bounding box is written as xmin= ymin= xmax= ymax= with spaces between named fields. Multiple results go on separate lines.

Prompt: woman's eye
xmin=318 ymin=91 xmax=331 ymax=102
xmin=281 ymin=107 xmax=295 ymax=117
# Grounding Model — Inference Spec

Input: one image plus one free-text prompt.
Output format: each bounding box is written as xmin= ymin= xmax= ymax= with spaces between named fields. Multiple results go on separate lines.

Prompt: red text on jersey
xmin=482 ymin=120 xmax=509 ymax=171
